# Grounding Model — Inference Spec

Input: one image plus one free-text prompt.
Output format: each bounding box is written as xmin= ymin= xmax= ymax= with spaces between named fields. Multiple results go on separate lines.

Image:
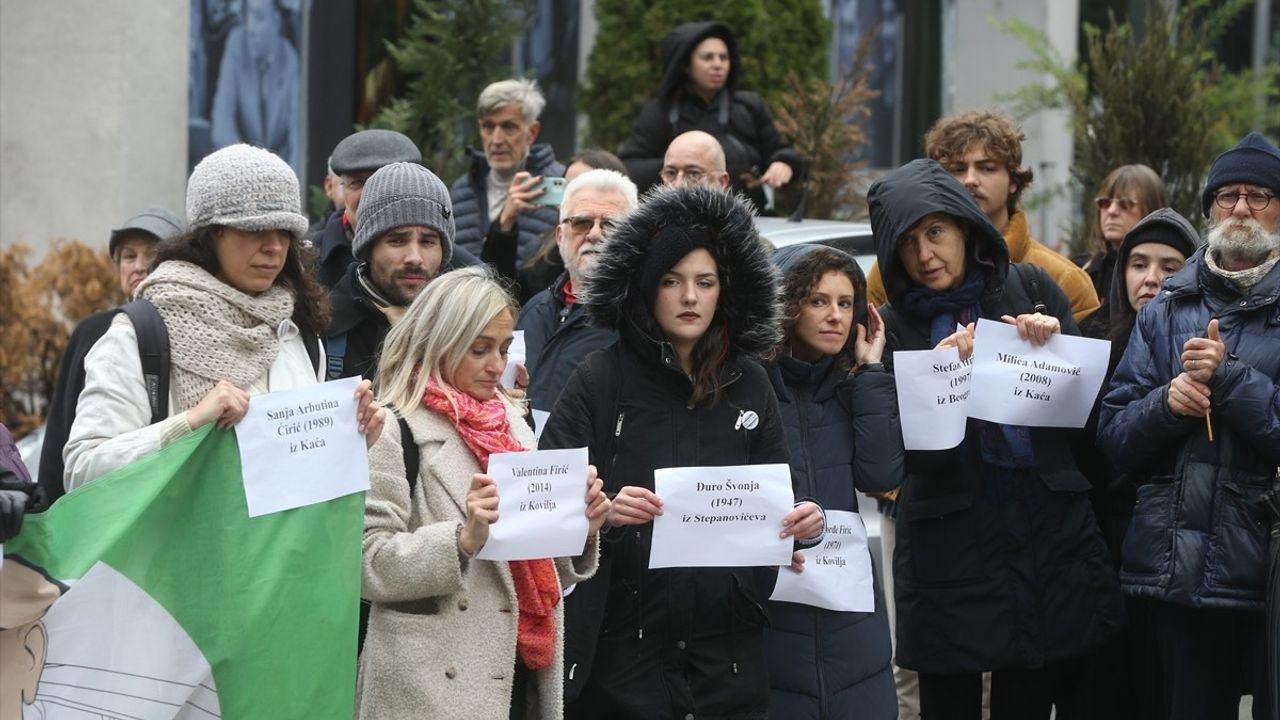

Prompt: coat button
xmin=445 ymin=666 xmax=457 ymax=679
xmin=685 ymin=714 xmax=695 ymax=720
xmin=458 ymin=598 xmax=468 ymax=611
xmin=676 ymin=640 xmax=686 ymax=650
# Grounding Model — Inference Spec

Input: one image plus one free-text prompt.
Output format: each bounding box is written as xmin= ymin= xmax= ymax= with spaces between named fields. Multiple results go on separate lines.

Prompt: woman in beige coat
xmin=357 ymin=266 xmax=609 ymax=720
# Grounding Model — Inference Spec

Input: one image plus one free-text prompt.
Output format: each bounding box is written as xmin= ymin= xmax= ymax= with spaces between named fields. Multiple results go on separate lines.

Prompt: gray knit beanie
xmin=186 ymin=144 xmax=309 ymax=239
xmin=352 ymin=162 xmax=455 ymax=266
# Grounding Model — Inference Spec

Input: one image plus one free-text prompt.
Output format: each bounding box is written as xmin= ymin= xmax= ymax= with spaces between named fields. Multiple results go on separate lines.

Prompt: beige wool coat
xmin=356 ymin=399 xmax=600 ymax=720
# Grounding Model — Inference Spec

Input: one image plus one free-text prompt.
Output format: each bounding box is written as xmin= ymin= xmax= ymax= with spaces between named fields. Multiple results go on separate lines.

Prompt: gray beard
xmin=1207 ymin=217 xmax=1280 ymax=269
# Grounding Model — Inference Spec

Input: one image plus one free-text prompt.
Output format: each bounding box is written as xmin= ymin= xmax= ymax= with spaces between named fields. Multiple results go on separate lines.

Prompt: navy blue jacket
xmin=764 ymin=356 xmax=900 ymax=720
xmin=516 ymin=273 xmax=617 ymax=415
xmin=311 ymin=210 xmax=353 ymax=291
xmin=449 ymin=144 xmax=563 ymax=264
xmin=1098 ymin=247 xmax=1280 ymax=610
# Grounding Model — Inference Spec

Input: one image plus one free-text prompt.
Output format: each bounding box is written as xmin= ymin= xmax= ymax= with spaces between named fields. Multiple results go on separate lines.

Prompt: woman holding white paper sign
xmin=64 ymin=144 xmax=384 ymax=492
xmin=869 ymin=159 xmax=1123 ymax=719
xmin=761 ymin=244 xmax=901 ymax=719
xmin=539 ymin=185 xmax=825 ymax=720
xmin=358 ymin=266 xmax=609 ymax=720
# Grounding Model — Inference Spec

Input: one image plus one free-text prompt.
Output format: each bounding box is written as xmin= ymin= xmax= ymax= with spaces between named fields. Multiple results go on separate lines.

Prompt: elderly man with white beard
xmin=1098 ymin=132 xmax=1280 ymax=720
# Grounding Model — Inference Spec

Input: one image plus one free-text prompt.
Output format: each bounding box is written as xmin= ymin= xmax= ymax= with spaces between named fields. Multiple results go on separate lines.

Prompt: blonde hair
xmin=376 ymin=266 xmax=519 ymax=414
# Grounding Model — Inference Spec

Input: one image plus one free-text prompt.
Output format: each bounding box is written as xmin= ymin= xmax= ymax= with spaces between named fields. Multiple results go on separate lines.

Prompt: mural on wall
xmin=188 ymin=0 xmax=306 ymax=172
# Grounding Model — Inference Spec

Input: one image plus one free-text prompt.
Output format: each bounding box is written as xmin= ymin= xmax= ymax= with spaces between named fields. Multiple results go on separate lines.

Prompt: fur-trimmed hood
xmin=581 ymin=184 xmax=782 ymax=358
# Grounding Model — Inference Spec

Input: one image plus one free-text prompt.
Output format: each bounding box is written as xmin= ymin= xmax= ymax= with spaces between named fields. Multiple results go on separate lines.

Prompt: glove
xmin=0 ymin=488 xmax=29 ymax=542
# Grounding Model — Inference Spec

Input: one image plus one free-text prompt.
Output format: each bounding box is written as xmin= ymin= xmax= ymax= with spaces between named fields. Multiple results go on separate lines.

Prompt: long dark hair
xmin=686 ymin=314 xmax=730 ymax=408
xmin=767 ymin=247 xmax=865 ymax=374
xmin=152 ymin=226 xmax=331 ymax=337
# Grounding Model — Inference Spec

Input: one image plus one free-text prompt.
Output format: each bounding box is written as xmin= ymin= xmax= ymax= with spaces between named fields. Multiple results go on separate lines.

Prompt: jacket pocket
xmin=1204 ymin=480 xmax=1268 ymax=592
xmin=1120 ymin=483 xmax=1176 ymax=582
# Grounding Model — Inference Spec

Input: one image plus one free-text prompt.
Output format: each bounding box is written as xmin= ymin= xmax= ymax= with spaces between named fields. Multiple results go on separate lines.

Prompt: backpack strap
xmin=325 ymin=333 xmax=348 ymax=380
xmin=398 ymin=415 xmax=420 ymax=496
xmin=1012 ymin=263 xmax=1049 ymax=315
xmin=119 ymin=299 xmax=170 ymax=424
xmin=303 ymin=331 xmax=322 ymax=377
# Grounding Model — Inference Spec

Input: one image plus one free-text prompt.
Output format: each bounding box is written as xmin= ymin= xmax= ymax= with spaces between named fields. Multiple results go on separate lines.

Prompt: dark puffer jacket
xmin=871 ymin=159 xmax=1124 ymax=674
xmin=618 ymin=21 xmax=801 ymax=211
xmin=449 ymin=145 xmax=563 ymax=263
xmin=539 ymin=185 xmax=792 ymax=719
xmin=517 ymin=271 xmax=617 ymax=414
xmin=1098 ymin=246 xmax=1280 ymax=610
xmin=762 ymin=244 xmax=898 ymax=720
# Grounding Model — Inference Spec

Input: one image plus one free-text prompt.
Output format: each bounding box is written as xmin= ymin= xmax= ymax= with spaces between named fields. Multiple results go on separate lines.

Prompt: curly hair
xmin=767 ymin=247 xmax=866 ymax=374
xmin=925 ymin=110 xmax=1034 ymax=215
xmin=152 ymin=226 xmax=331 ymax=338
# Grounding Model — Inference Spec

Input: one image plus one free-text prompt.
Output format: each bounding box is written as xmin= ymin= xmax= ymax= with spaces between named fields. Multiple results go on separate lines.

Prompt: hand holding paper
xmin=460 ymin=473 xmax=500 ymax=557
xmin=933 ymin=322 xmax=976 ymax=360
xmin=584 ymin=465 xmax=611 ymax=535
xmin=1000 ymin=313 xmax=1060 ymax=346
xmin=608 ymin=486 xmax=664 ymax=526
xmin=474 ymin=448 xmax=591 ymax=561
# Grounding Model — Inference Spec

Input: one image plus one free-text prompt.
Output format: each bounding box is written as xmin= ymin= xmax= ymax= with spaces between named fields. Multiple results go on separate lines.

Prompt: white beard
xmin=1207 ymin=216 xmax=1280 ymax=269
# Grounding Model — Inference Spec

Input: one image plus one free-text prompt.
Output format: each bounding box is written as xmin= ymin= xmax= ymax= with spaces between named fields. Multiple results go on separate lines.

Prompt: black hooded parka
xmin=870 ymin=160 xmax=1124 ymax=676
xmin=618 ymin=21 xmax=802 ymax=211
xmin=540 ymin=185 xmax=794 ymax=720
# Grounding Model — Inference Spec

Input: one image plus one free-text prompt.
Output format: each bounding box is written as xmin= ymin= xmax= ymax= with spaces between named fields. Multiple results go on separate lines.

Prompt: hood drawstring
xmin=729 ymin=575 xmax=740 ymax=675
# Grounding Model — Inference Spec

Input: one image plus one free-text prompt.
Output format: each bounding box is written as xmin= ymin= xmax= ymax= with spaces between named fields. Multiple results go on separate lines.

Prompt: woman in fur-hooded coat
xmin=540 ymin=184 xmax=823 ymax=720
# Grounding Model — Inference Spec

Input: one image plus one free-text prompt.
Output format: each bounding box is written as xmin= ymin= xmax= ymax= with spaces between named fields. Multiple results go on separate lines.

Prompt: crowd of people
xmin=1 ymin=18 xmax=1277 ymax=720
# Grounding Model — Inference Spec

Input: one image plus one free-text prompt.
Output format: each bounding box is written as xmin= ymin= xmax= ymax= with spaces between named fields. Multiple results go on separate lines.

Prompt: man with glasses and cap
xmin=1099 ymin=131 xmax=1280 ymax=719
xmin=37 ymin=207 xmax=184 ymax=508
xmin=517 ymin=169 xmax=638 ymax=427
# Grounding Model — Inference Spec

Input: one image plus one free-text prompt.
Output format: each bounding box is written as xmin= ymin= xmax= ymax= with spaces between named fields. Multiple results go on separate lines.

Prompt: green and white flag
xmin=0 ymin=425 xmax=363 ymax=719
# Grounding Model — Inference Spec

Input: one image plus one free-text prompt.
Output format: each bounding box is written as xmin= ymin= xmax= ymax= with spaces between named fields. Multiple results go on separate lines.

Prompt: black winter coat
xmin=311 ymin=210 xmax=354 ymax=291
xmin=516 ymin=273 xmax=617 ymax=414
xmin=618 ymin=21 xmax=801 ymax=211
xmin=539 ymin=184 xmax=793 ymax=719
xmin=324 ymin=263 xmax=391 ymax=382
xmin=763 ymin=356 xmax=900 ymax=720
xmin=870 ymin=160 xmax=1124 ymax=674
xmin=449 ymin=144 xmax=563 ymax=264
xmin=1098 ymin=247 xmax=1280 ymax=610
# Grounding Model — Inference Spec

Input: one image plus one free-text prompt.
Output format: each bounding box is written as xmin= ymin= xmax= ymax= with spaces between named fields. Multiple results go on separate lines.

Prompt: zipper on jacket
xmin=615 ymin=411 xmax=625 ymax=438
xmin=814 ymin=612 xmax=828 ymax=720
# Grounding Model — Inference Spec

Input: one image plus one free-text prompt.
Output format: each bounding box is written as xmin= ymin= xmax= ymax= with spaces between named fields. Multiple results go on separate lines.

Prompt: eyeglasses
xmin=1095 ymin=196 xmax=1139 ymax=212
xmin=562 ymin=215 xmax=620 ymax=236
xmin=1213 ymin=189 xmax=1276 ymax=212
xmin=341 ymin=176 xmax=369 ymax=191
xmin=660 ymin=167 xmax=706 ymax=184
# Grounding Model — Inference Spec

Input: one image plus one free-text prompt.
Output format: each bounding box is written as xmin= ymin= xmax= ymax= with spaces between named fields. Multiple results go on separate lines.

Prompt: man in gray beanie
xmin=1099 ymin=131 xmax=1280 ymax=718
xmin=311 ymin=128 xmax=477 ymax=290
xmin=325 ymin=161 xmax=456 ymax=381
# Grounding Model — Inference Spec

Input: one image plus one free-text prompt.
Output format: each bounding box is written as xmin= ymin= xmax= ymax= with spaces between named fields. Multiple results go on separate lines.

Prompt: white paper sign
xmin=891 ymin=347 xmax=972 ymax=450
xmin=500 ymin=330 xmax=526 ymax=389
xmin=967 ymin=319 xmax=1110 ymax=428
xmin=476 ymin=447 xmax=590 ymax=561
xmin=235 ymin=376 xmax=368 ymax=518
xmin=649 ymin=463 xmax=794 ymax=569
xmin=771 ymin=510 xmax=875 ymax=612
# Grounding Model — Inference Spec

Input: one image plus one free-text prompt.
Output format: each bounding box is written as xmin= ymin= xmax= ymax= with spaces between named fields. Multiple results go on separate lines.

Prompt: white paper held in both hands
xmin=476 ymin=447 xmax=591 ymax=561
xmin=234 ymin=376 xmax=369 ymax=518
xmin=649 ymin=463 xmax=794 ymax=569
xmin=771 ymin=510 xmax=875 ymax=612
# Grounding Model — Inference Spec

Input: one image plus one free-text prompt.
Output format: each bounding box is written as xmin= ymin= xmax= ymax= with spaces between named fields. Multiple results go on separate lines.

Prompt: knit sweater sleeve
xmin=63 ymin=315 xmax=192 ymax=493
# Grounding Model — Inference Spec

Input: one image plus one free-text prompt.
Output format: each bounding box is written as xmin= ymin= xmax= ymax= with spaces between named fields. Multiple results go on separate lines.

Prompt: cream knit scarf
xmin=137 ymin=261 xmax=295 ymax=413
xmin=1204 ymin=248 xmax=1280 ymax=291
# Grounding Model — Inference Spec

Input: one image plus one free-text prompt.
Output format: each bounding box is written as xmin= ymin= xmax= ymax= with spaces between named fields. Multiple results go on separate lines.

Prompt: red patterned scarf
xmin=421 ymin=377 xmax=561 ymax=670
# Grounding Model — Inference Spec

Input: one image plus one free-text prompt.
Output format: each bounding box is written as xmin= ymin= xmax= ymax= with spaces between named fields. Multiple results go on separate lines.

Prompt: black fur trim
xmin=580 ymin=184 xmax=782 ymax=357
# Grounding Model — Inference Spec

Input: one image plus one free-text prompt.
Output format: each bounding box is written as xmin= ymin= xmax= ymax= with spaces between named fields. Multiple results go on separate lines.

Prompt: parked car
xmin=754 ymin=215 xmax=884 ymax=563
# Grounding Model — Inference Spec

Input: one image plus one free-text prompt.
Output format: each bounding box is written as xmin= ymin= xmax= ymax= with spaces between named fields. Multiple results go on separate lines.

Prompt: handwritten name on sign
xmin=476 ymin=447 xmax=590 ymax=561
xmin=236 ymin=376 xmax=369 ymax=518
xmin=771 ymin=510 xmax=874 ymax=612
xmin=649 ymin=463 xmax=794 ymax=569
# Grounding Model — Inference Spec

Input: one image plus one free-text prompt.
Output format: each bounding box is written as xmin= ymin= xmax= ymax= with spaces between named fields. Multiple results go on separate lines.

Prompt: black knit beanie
xmin=1201 ymin=132 xmax=1280 ymax=217
xmin=639 ymin=225 xmax=713 ymax=308
xmin=1127 ymin=220 xmax=1199 ymax=259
